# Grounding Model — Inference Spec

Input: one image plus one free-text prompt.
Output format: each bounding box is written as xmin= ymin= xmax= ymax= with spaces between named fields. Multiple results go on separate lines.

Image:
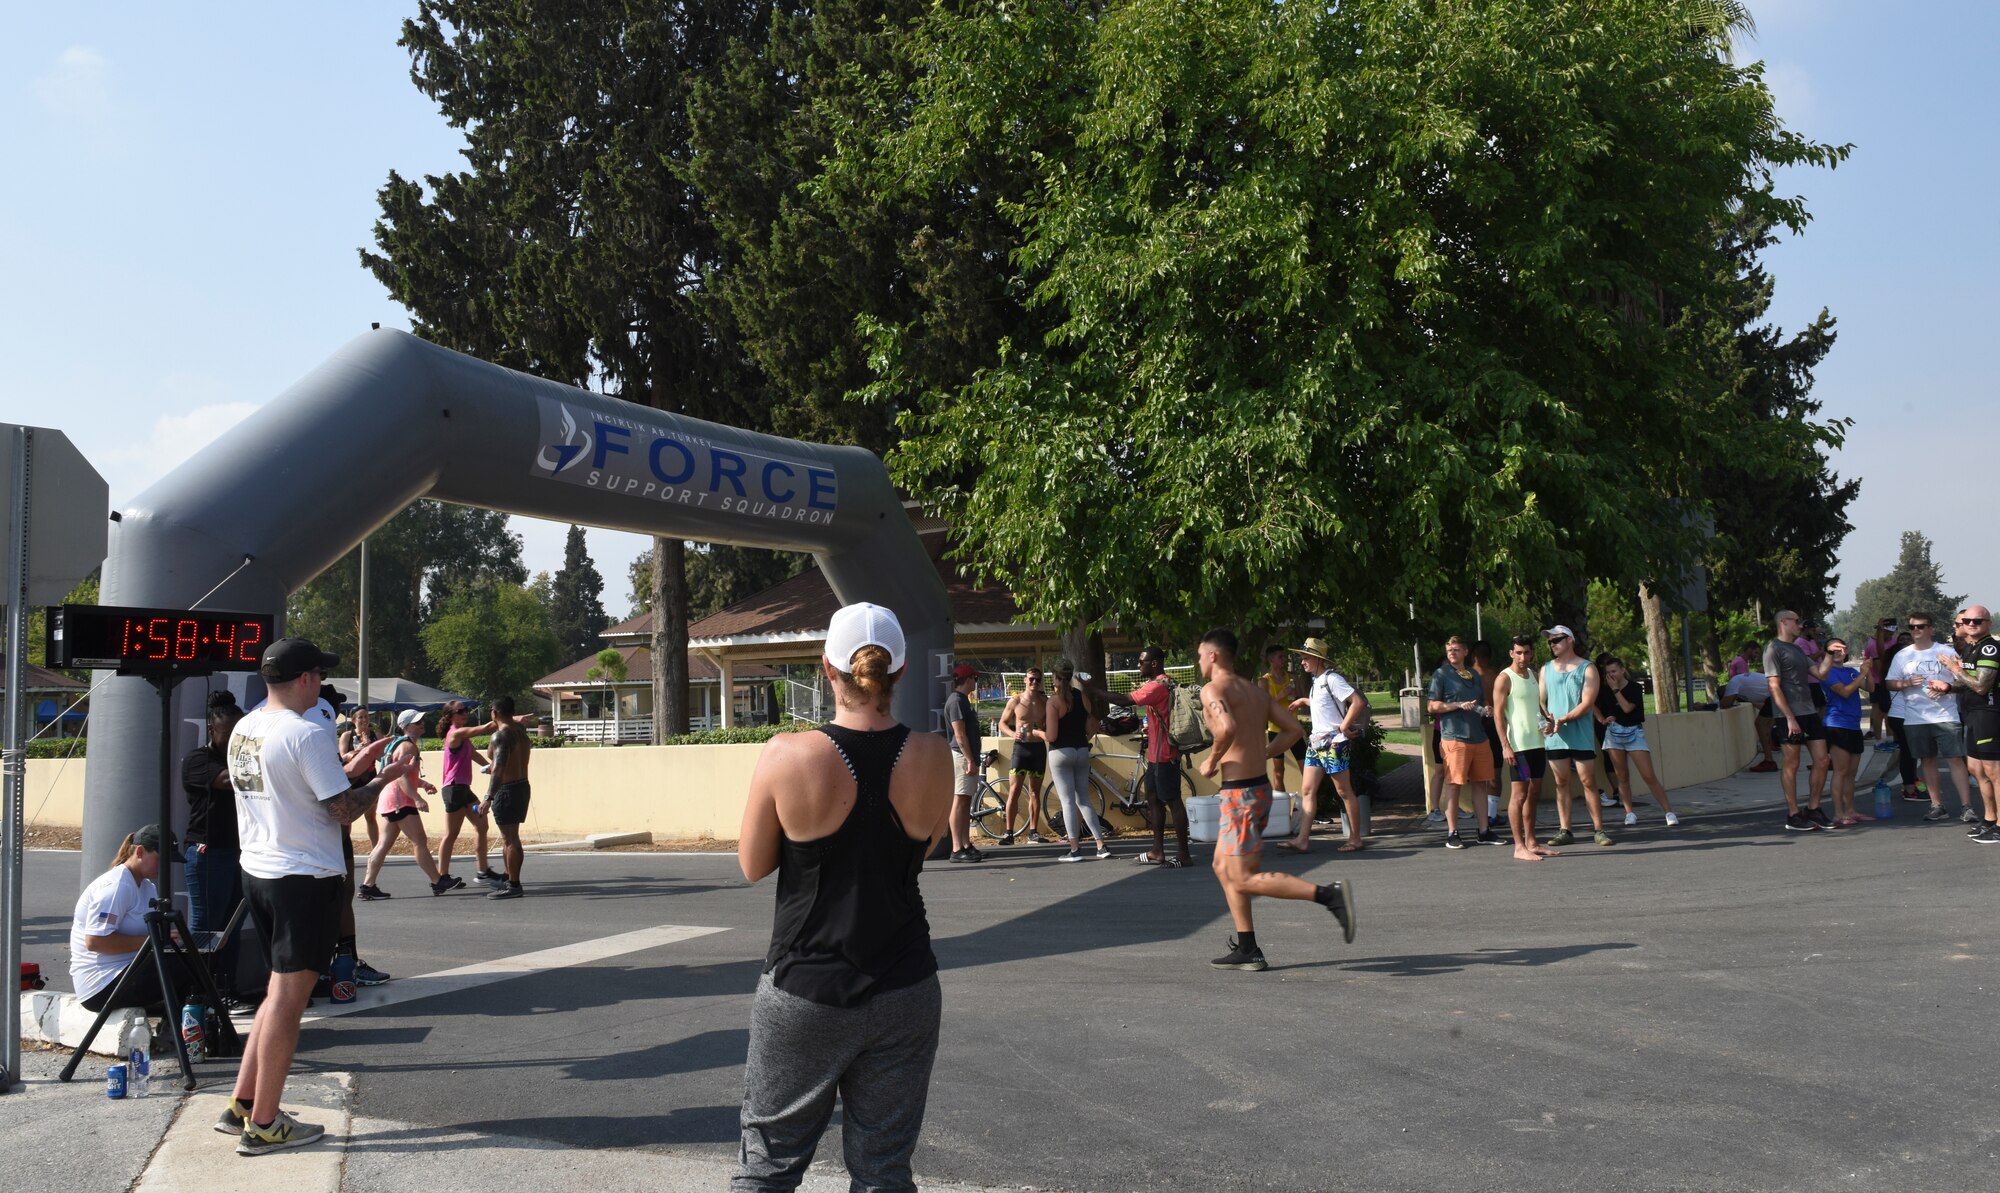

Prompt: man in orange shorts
xmin=1196 ymin=628 xmax=1356 ymax=971
xmin=1428 ymin=635 xmax=1497 ymax=849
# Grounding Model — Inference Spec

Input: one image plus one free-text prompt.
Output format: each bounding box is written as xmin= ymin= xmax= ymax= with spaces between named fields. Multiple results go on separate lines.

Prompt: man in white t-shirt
xmin=1283 ymin=637 xmax=1368 ymax=854
xmin=221 ymin=638 xmax=409 ymax=1157
xmin=1885 ymin=612 xmax=1974 ymax=822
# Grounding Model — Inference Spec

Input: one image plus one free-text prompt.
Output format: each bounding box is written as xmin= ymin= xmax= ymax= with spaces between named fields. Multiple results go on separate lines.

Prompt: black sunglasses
xmin=1909 ymin=622 xmax=1932 ymax=630
xmin=1959 ymin=617 xmax=1989 ymax=626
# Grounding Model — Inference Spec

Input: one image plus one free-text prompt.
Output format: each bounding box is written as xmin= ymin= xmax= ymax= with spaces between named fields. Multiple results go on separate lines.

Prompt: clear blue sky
xmin=4 ymin=2 xmax=1992 ymax=622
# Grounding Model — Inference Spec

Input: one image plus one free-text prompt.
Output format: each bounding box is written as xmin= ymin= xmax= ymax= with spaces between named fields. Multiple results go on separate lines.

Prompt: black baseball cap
xmin=133 ymin=823 xmax=165 ymax=851
xmin=260 ymin=637 xmax=340 ymax=683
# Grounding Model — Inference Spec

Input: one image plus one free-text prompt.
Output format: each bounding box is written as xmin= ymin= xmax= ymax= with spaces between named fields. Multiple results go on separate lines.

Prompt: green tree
xmin=1838 ymin=532 xmax=1965 ymax=641
xmin=585 ymin=647 xmax=629 ymax=684
xmin=287 ymin=501 xmax=524 ymax=685
xmin=421 ymin=582 xmax=562 ymax=707
xmin=364 ymin=0 xmax=766 ymax=740
xmin=859 ymin=0 xmax=1848 ymax=653
xmin=627 ymin=545 xmax=812 ymax=621
xmin=546 ymin=525 xmax=609 ymax=664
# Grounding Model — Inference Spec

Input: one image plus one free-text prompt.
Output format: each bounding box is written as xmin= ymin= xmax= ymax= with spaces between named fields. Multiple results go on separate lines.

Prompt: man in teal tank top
xmin=1539 ymin=626 xmax=1613 ymax=847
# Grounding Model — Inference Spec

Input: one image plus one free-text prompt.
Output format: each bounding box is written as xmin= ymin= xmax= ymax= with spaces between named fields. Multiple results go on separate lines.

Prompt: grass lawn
xmin=1375 ymin=752 xmax=1411 ymax=776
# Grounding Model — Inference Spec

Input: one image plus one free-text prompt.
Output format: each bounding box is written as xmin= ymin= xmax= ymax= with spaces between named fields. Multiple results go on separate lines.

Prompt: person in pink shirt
xmin=1727 ymin=643 xmax=1755 ymax=680
xmin=1105 ymin=647 xmax=1193 ymax=867
xmin=434 ymin=700 xmax=505 ymax=889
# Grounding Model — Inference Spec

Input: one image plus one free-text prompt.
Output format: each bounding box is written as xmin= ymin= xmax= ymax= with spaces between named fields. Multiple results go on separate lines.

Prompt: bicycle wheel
xmin=1085 ymin=771 xmax=1127 ymax=833
xmin=969 ymin=782 xmax=1012 ymax=843
xmin=1042 ymin=777 xmax=1106 ymax=840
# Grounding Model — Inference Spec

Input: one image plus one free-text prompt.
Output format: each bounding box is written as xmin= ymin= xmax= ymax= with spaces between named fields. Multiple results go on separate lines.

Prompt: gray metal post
xmin=2 ymin=427 xmax=31 ymax=1091
xmin=358 ymin=536 xmax=369 ymax=713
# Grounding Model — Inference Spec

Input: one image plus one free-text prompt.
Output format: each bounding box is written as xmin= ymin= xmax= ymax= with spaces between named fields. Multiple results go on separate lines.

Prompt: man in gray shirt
xmin=1765 ymin=610 xmax=1830 ymax=832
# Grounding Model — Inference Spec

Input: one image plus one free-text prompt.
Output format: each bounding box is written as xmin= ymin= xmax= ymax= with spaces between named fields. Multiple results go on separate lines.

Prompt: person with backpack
xmin=1281 ymin=637 xmax=1369 ymax=854
xmin=1104 ymin=647 xmax=1194 ymax=867
xmin=358 ymin=709 xmax=450 ymax=899
xmin=1036 ymin=659 xmax=1112 ymax=861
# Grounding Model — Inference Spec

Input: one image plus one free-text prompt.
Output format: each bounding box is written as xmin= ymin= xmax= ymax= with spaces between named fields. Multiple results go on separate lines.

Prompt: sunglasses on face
xmin=1959 ymin=618 xmax=1989 ymax=626
xmin=1547 ymin=635 xmax=1569 ymax=644
xmin=1909 ymin=623 xmax=1932 ymax=631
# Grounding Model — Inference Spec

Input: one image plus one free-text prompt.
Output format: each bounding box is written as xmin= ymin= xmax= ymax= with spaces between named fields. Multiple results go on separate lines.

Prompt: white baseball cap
xmin=1543 ymin=625 xmax=1576 ymax=641
xmin=396 ymin=708 xmax=425 ymax=729
xmin=823 ymin=602 xmax=906 ymax=673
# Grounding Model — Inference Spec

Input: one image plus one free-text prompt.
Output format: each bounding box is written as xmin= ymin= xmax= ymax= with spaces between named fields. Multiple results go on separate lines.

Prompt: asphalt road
xmin=17 ymin=782 xmax=1999 ymax=1192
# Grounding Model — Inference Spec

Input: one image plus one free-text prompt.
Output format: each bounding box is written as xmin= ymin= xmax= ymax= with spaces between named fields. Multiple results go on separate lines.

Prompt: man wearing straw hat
xmin=1280 ymin=637 xmax=1370 ymax=854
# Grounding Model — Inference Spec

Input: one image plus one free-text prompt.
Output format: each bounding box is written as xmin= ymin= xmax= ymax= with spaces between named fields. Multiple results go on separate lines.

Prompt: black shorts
xmin=1770 ymin=714 xmax=1827 ymax=748
xmin=1482 ymin=717 xmax=1502 ymax=771
xmin=1825 ymin=726 xmax=1864 ymax=756
xmin=1428 ymin=723 xmax=1442 ymax=765
xmin=492 ymin=779 xmax=532 ymax=826
xmin=1810 ymin=684 xmax=1827 ymax=710
xmin=1871 ymin=682 xmax=1892 ymax=711
xmin=382 ymin=806 xmax=420 ymax=823
xmin=1507 ymin=748 xmax=1548 ymax=782
xmin=1267 ymin=730 xmax=1307 ymax=763
xmin=1544 ymin=748 xmax=1596 ymax=763
xmin=1966 ymin=709 xmax=2000 ymax=762
xmin=1012 ymin=742 xmax=1047 ymax=775
xmin=442 ymin=783 xmax=480 ymax=813
xmin=243 ymin=873 xmax=342 ymax=976
xmin=1143 ymin=760 xmax=1185 ymax=805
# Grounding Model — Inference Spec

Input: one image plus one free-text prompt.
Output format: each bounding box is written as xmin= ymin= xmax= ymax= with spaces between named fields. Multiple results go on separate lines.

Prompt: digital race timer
xmin=45 ymin=604 xmax=274 ymax=674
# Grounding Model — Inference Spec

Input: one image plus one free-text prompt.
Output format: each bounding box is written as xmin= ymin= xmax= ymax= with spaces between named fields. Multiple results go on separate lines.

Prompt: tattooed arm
xmin=322 ymin=758 xmax=415 ymax=825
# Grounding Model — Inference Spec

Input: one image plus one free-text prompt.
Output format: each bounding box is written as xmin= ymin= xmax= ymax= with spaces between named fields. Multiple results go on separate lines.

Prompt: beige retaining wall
xmin=23 ymin=704 xmax=1760 ymax=844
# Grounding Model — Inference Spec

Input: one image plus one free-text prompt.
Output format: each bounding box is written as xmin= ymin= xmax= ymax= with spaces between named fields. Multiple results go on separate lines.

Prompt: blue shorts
xmin=1305 ymin=738 xmax=1350 ymax=775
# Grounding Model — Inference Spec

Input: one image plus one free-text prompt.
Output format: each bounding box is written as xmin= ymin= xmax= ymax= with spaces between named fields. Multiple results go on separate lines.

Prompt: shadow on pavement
xmin=1271 ymin=940 xmax=1639 ymax=976
xmin=343 ymin=1106 xmax=741 ymax=1151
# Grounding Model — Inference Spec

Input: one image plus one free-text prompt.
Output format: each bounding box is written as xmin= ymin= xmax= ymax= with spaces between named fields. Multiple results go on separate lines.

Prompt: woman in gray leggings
xmin=1039 ymin=660 xmax=1112 ymax=861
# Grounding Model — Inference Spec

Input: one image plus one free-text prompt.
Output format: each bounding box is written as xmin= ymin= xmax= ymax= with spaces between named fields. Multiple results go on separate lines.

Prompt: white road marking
xmin=304 ymin=923 xmax=730 ymax=1021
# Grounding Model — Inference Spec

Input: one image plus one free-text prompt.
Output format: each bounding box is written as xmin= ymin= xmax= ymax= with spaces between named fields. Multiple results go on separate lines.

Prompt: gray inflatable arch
xmin=83 ymin=329 xmax=951 ymax=872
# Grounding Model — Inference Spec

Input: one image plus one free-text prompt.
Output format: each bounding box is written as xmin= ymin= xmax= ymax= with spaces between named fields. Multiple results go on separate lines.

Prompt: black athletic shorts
xmin=1267 ymin=730 xmax=1307 ymax=763
xmin=1966 ymin=709 xmax=2000 ymax=762
xmin=1544 ymin=748 xmax=1595 ymax=763
xmin=1871 ymin=682 xmax=1892 ymax=711
xmin=243 ymin=873 xmax=341 ymax=976
xmin=1427 ymin=722 xmax=1442 ymax=765
xmin=382 ymin=806 xmax=419 ymax=823
xmin=1770 ymin=713 xmax=1827 ymax=748
xmin=1012 ymin=741 xmax=1047 ymax=775
xmin=1810 ymin=683 xmax=1827 ymax=710
xmin=1482 ymin=717 xmax=1503 ymax=772
xmin=1143 ymin=760 xmax=1185 ymax=805
xmin=442 ymin=783 xmax=479 ymax=814
xmin=1824 ymin=726 xmax=1864 ymax=756
xmin=492 ymin=779 xmax=532 ymax=827
xmin=1507 ymin=748 xmax=1548 ymax=782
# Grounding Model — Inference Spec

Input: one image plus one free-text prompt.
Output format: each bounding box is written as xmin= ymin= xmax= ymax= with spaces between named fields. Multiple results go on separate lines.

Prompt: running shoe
xmin=1593 ymin=830 xmax=1614 ymax=847
xmin=478 ymin=867 xmax=509 ymax=885
xmin=357 ymin=883 xmax=390 ymax=901
xmin=1623 ymin=812 xmax=1638 ymax=827
xmin=1444 ymin=833 xmax=1466 ymax=850
xmin=237 ymin=1110 xmax=327 ymax=1157
xmin=1747 ymin=760 xmax=1778 ymax=773
xmin=1547 ymin=829 xmax=1576 ymax=847
xmin=1961 ymin=807 xmax=1982 ymax=825
xmin=354 ymin=961 xmax=391 ymax=986
xmin=1058 ymin=851 xmax=1082 ymax=863
xmin=1923 ymin=805 xmax=1952 ymax=822
xmin=1317 ymin=881 xmax=1358 ymax=943
xmin=1664 ymin=813 xmax=1681 ymax=827
xmin=214 ymin=1097 xmax=250 ymax=1135
xmin=1209 ymin=935 xmax=1268 ymax=972
xmin=1094 ymin=845 xmax=1114 ymax=860
xmin=1974 ymin=826 xmax=2000 ymax=845
xmin=431 ymin=875 xmax=466 ymax=895
xmin=1425 ymin=810 xmax=1446 ymax=825
xmin=1475 ymin=829 xmax=1503 ymax=845
xmin=487 ymin=883 xmax=525 ymax=899
xmin=948 ymin=848 xmax=974 ymax=863
xmin=1806 ymin=808 xmax=1832 ymax=829
xmin=1022 ymin=831 xmax=1047 ymax=844
xmin=1599 ymin=794 xmax=1618 ymax=808
xmin=1873 ymin=741 xmax=1897 ymax=753
xmin=1784 ymin=813 xmax=1814 ymax=832
xmin=1901 ymin=788 xmax=1929 ymax=803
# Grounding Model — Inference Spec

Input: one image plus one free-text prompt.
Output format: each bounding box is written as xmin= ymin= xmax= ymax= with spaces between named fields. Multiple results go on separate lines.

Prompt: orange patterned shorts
xmin=1216 ymin=779 xmax=1273 ymax=857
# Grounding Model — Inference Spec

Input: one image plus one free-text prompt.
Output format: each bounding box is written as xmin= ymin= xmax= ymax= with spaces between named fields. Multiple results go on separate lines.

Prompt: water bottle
xmin=126 ymin=1019 xmax=151 ymax=1099
xmin=181 ymin=1003 xmax=207 ymax=1060
xmin=330 ymin=953 xmax=358 ymax=1004
xmin=1873 ymin=774 xmax=1893 ymax=820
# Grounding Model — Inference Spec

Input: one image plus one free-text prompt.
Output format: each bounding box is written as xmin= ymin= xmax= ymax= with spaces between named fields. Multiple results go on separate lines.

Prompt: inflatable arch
xmin=82 ymin=329 xmax=951 ymax=872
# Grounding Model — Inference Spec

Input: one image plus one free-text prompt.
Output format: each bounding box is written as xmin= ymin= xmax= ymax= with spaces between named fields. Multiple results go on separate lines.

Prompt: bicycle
xmin=1063 ymin=735 xmax=1199 ymax=833
xmin=967 ymin=748 xmax=1059 ymax=844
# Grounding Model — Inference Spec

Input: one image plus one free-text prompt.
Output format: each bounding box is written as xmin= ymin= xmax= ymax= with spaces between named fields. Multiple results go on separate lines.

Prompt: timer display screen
xmin=48 ymin=605 xmax=274 ymax=673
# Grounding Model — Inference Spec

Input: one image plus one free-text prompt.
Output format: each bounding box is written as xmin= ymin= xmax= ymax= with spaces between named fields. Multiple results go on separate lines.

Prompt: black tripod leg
xmin=164 ymin=911 xmax=241 ymax=1058
xmin=57 ymin=936 xmax=157 ymax=1083
xmin=147 ymin=924 xmax=197 ymax=1091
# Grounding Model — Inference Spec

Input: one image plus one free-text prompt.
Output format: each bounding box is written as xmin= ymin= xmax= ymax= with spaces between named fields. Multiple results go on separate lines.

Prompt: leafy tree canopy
xmin=628 ymin=545 xmax=813 ymax=621
xmin=1834 ymin=532 xmax=1966 ymax=644
xmin=421 ymin=581 xmax=562 ymax=707
xmin=858 ymin=0 xmax=1849 ymax=646
xmin=288 ymin=500 xmax=524 ymax=686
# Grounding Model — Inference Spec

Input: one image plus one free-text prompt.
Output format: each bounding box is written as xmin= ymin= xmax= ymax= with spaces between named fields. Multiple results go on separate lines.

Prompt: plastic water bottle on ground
xmin=1874 ymin=774 xmax=1894 ymax=820
xmin=125 ymin=1019 xmax=151 ymax=1098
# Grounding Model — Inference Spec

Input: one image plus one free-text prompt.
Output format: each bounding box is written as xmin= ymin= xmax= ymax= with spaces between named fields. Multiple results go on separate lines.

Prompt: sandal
xmin=1273 ymin=841 xmax=1310 ymax=854
xmin=1134 ymin=851 xmax=1163 ymax=865
xmin=1335 ymin=840 xmax=1368 ymax=853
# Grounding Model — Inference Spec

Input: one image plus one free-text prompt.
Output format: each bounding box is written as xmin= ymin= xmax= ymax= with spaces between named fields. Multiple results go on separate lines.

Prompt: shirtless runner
xmin=482 ymin=695 xmax=535 ymax=901
xmin=1196 ymin=628 xmax=1355 ymax=971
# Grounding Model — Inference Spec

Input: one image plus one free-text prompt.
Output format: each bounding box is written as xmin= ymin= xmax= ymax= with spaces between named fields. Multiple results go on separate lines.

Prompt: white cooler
xmin=1187 ymin=791 xmax=1297 ymax=842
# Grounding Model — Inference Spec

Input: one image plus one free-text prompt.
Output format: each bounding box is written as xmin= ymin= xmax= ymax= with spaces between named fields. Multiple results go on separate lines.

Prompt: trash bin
xmin=1398 ymin=688 xmax=1422 ymax=730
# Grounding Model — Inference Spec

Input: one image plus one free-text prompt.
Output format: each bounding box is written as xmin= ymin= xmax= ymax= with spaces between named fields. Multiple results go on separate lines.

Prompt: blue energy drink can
xmin=106 ymin=1062 xmax=128 ymax=1099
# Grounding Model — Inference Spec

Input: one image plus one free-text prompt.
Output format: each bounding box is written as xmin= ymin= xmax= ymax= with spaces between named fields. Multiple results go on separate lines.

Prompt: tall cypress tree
xmin=546 ymin=525 xmax=610 ymax=663
xmin=363 ymin=0 xmax=767 ymax=738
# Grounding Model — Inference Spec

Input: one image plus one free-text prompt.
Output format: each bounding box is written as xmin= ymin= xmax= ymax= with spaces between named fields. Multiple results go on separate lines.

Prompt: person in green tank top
xmin=1493 ymin=635 xmax=1558 ymax=861
xmin=1539 ymin=626 xmax=1614 ymax=847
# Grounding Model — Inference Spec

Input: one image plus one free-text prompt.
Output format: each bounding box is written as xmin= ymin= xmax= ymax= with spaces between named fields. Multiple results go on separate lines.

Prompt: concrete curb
xmin=136 ymin=1071 xmax=352 ymax=1193
xmin=523 ymin=830 xmax=655 ymax=852
xmin=17 ymin=991 xmax=148 ymax=1057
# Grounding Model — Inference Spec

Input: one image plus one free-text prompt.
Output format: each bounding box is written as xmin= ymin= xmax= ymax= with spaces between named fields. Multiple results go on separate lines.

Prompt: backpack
xmin=377 ymin=734 xmax=411 ymax=774
xmin=1165 ymin=677 xmax=1213 ymax=754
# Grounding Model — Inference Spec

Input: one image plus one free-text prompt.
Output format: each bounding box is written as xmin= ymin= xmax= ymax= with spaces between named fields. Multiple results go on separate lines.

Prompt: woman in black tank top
xmin=1038 ymin=660 xmax=1111 ymax=860
xmin=735 ymin=603 xmax=953 ymax=1191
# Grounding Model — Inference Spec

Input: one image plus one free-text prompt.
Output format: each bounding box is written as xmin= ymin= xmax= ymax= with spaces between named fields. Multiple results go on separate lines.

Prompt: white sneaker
xmin=1623 ymin=812 xmax=1638 ymax=827
xmin=1664 ymin=813 xmax=1681 ymax=827
xmin=1598 ymin=794 xmax=1618 ymax=808
xmin=1095 ymin=845 xmax=1114 ymax=860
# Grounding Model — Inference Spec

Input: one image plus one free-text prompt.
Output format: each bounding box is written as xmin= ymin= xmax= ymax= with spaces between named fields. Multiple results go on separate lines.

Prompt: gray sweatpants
xmin=734 ymin=972 xmax=942 ymax=1193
